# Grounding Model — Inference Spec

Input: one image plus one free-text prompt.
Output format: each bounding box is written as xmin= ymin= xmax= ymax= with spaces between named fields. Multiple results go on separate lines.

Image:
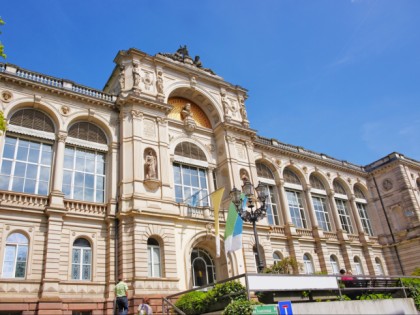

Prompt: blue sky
xmin=1 ymin=0 xmax=419 ymax=165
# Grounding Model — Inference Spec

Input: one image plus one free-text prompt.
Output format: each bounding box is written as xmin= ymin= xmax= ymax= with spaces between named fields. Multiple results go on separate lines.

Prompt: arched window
xmin=310 ymin=174 xmax=331 ymax=231
xmin=72 ymin=238 xmax=92 ymax=280
xmin=191 ymin=248 xmax=215 ymax=287
xmin=303 ymin=254 xmax=314 ymax=274
xmin=173 ymin=142 xmax=209 ymax=207
xmin=0 ymin=109 xmax=54 ymax=195
xmin=333 ymin=180 xmax=353 ymax=234
xmin=148 ymin=238 xmax=161 ymax=278
xmin=354 ymin=256 xmax=364 ymax=275
xmin=63 ymin=122 xmax=107 ymax=203
xmin=273 ymin=252 xmax=282 ymax=265
xmin=2 ymin=232 xmax=29 ymax=278
xmin=256 ymin=162 xmax=280 ymax=225
xmin=375 ymin=257 xmax=384 ymax=275
xmin=354 ymin=186 xmax=373 ymax=236
xmin=330 ymin=255 xmax=340 ymax=274
xmin=284 ymin=169 xmax=307 ymax=228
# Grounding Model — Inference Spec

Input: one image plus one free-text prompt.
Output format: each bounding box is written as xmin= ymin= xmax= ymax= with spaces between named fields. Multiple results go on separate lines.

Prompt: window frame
xmin=265 ymin=184 xmax=280 ymax=225
xmin=312 ymin=195 xmax=332 ymax=231
xmin=71 ymin=238 xmax=92 ymax=281
xmin=303 ymin=254 xmax=314 ymax=274
xmin=335 ymin=198 xmax=354 ymax=234
xmin=356 ymin=202 xmax=374 ymax=236
xmin=2 ymin=232 xmax=29 ymax=279
xmin=286 ymin=189 xmax=307 ymax=228
xmin=173 ymin=162 xmax=209 ymax=206
xmin=147 ymin=239 xmax=162 ymax=278
xmin=191 ymin=248 xmax=215 ymax=288
xmin=62 ymin=145 xmax=106 ymax=203
xmin=0 ymin=135 xmax=53 ymax=195
xmin=329 ymin=255 xmax=340 ymax=274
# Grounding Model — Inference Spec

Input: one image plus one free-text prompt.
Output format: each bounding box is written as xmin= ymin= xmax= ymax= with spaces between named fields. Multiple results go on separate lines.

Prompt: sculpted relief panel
xmin=143 ymin=119 xmax=157 ymax=140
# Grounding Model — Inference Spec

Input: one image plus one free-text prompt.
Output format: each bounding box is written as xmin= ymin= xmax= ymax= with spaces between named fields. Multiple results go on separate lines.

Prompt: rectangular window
xmin=286 ymin=190 xmax=307 ymax=228
xmin=72 ymin=247 xmax=91 ymax=280
xmin=356 ymin=203 xmax=373 ymax=236
xmin=312 ymin=196 xmax=331 ymax=231
xmin=266 ymin=185 xmax=280 ymax=225
xmin=148 ymin=245 xmax=161 ymax=277
xmin=173 ymin=163 xmax=209 ymax=206
xmin=335 ymin=199 xmax=353 ymax=234
xmin=0 ymin=136 xmax=52 ymax=195
xmin=63 ymin=146 xmax=106 ymax=203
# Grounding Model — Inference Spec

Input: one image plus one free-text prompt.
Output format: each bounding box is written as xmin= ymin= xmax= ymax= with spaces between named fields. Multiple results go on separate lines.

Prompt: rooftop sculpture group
xmin=158 ymin=45 xmax=216 ymax=75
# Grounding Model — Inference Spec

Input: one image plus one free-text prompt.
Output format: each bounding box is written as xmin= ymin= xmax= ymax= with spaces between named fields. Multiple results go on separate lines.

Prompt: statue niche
xmin=144 ymin=149 xmax=158 ymax=179
xmin=143 ymin=149 xmax=161 ymax=190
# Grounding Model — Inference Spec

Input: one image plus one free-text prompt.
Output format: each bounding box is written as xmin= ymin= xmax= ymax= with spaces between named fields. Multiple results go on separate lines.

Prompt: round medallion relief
xmin=382 ymin=178 xmax=393 ymax=191
xmin=0 ymin=90 xmax=13 ymax=102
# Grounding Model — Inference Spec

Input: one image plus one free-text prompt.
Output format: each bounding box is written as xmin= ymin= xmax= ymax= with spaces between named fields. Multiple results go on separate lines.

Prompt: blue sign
xmin=278 ymin=301 xmax=293 ymax=315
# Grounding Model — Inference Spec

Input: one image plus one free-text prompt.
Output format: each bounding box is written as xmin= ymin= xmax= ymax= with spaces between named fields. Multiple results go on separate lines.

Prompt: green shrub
xmin=402 ymin=267 xmax=420 ymax=310
xmin=175 ymin=281 xmax=247 ymax=314
xmin=222 ymin=298 xmax=260 ymax=315
xmin=0 ymin=111 xmax=7 ymax=133
xmin=356 ymin=292 xmax=392 ymax=300
xmin=174 ymin=290 xmax=206 ymax=315
xmin=204 ymin=280 xmax=247 ymax=305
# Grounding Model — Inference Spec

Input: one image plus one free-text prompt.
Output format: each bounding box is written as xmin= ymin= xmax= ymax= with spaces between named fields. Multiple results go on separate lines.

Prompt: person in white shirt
xmin=138 ymin=297 xmax=153 ymax=315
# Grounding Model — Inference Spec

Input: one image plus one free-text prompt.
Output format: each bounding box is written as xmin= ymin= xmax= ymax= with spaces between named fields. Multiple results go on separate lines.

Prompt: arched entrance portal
xmin=191 ymin=248 xmax=215 ymax=287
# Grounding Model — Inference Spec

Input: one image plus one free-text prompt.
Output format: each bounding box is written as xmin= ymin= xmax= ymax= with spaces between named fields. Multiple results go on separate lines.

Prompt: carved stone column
xmin=49 ymin=132 xmax=67 ymax=208
xmin=304 ymin=185 xmax=319 ymax=228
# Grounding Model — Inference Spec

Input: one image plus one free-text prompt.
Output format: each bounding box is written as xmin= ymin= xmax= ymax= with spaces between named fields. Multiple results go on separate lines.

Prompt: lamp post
xmin=230 ymin=179 xmax=268 ymax=273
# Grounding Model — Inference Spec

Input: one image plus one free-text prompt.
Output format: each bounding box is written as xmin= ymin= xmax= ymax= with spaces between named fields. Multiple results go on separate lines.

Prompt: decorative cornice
xmin=116 ymin=93 xmax=172 ymax=114
xmin=214 ymin=122 xmax=257 ymax=138
xmin=254 ymin=136 xmax=367 ymax=177
xmin=0 ymin=66 xmax=116 ymax=108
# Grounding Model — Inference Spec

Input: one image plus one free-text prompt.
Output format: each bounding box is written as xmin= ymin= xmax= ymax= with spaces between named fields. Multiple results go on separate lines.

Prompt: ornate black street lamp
xmin=230 ymin=179 xmax=268 ymax=273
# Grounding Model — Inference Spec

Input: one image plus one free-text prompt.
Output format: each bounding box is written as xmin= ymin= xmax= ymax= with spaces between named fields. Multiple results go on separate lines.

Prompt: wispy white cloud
xmin=361 ymin=116 xmax=420 ymax=160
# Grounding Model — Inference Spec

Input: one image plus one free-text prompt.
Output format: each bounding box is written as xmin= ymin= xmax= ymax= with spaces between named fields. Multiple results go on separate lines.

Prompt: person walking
xmin=115 ymin=278 xmax=129 ymax=315
xmin=137 ymin=297 xmax=153 ymax=315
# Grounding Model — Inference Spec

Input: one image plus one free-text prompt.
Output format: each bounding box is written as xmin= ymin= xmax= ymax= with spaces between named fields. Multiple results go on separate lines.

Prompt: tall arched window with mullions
xmin=0 ymin=109 xmax=54 ymax=195
xmin=354 ymin=186 xmax=373 ymax=236
xmin=310 ymin=174 xmax=332 ymax=231
xmin=284 ymin=168 xmax=307 ymax=228
xmin=63 ymin=122 xmax=108 ymax=203
xmin=333 ymin=180 xmax=353 ymax=234
xmin=173 ymin=142 xmax=209 ymax=207
xmin=256 ymin=162 xmax=280 ymax=225
xmin=71 ymin=238 xmax=92 ymax=280
xmin=191 ymin=248 xmax=215 ymax=287
xmin=2 ymin=232 xmax=29 ymax=278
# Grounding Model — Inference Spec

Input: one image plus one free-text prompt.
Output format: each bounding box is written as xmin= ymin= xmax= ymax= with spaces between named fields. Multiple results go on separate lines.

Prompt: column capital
xmin=56 ymin=131 xmax=67 ymax=143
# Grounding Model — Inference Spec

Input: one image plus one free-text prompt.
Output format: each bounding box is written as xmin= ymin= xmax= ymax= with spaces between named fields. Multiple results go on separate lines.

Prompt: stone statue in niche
xmin=119 ymin=65 xmax=125 ymax=90
xmin=156 ymin=71 xmax=164 ymax=94
xmin=181 ymin=103 xmax=192 ymax=120
xmin=180 ymin=103 xmax=196 ymax=132
xmin=221 ymin=89 xmax=230 ymax=116
xmin=132 ymin=63 xmax=141 ymax=89
xmin=144 ymin=150 xmax=158 ymax=180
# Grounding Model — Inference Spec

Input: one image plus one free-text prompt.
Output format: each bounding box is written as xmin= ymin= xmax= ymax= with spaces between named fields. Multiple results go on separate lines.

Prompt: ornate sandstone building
xmin=0 ymin=47 xmax=418 ymax=314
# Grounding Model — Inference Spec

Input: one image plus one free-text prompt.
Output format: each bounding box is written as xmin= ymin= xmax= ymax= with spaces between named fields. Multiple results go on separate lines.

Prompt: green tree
xmin=263 ymin=256 xmax=302 ymax=274
xmin=0 ymin=17 xmax=6 ymax=59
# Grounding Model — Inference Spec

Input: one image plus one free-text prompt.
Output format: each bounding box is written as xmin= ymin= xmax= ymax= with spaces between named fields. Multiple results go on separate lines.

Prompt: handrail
xmin=162 ymin=297 xmax=185 ymax=315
